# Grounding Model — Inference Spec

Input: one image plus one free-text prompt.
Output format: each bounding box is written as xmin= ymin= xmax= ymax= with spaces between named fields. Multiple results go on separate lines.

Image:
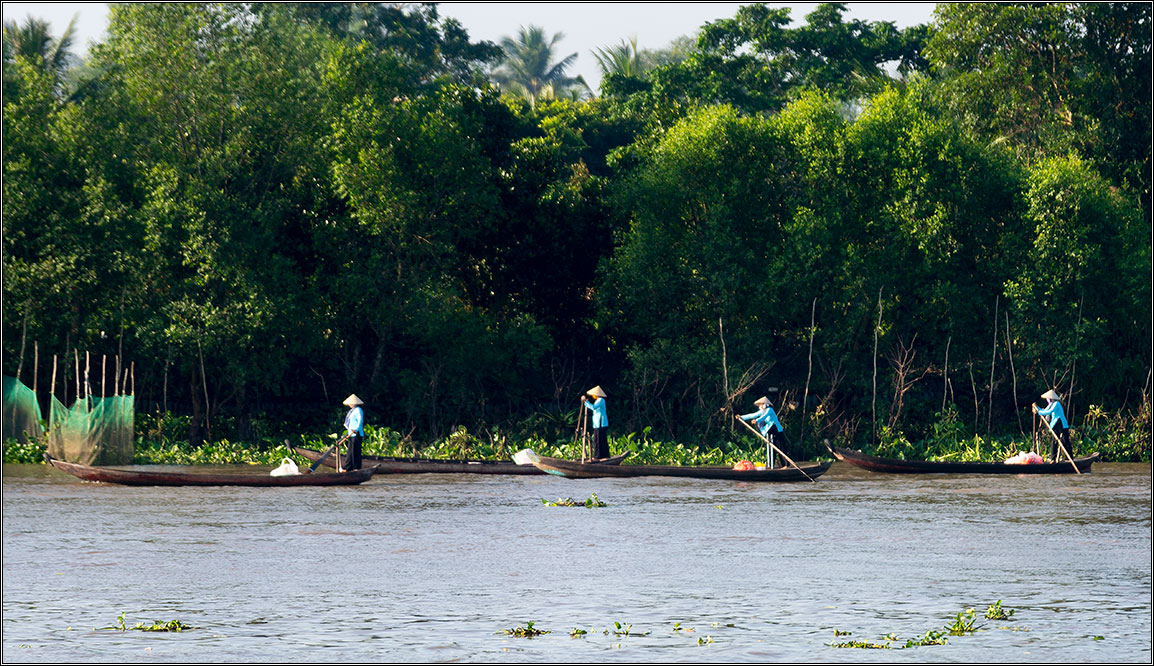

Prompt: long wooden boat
xmin=45 ymin=454 xmax=375 ymax=486
xmin=828 ymin=445 xmax=1099 ymax=474
xmin=522 ymin=451 xmax=832 ymax=482
xmin=294 ymin=446 xmax=627 ymax=475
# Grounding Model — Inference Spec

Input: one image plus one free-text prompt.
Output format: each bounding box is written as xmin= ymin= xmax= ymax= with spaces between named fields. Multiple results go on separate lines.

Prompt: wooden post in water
xmin=801 ymin=298 xmax=816 ymax=449
xmin=1005 ymin=313 xmax=1023 ymax=437
xmin=872 ymin=287 xmax=882 ymax=446
xmin=987 ymin=295 xmax=998 ymax=435
xmin=942 ymin=335 xmax=951 ymax=412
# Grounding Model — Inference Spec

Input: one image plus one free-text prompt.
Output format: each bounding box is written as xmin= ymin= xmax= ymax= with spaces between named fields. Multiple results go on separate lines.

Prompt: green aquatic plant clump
xmin=134 ymin=438 xmax=296 ymax=465
xmin=946 ymin=608 xmax=982 ymax=635
xmin=831 ymin=639 xmax=892 ymax=649
xmin=499 ymin=621 xmax=549 ymax=637
xmin=99 ymin=612 xmax=196 ymax=632
xmin=903 ymin=629 xmax=949 ymax=647
xmin=607 ymin=621 xmax=649 ymax=636
xmin=542 ymin=493 xmax=607 ymax=508
xmin=3 ymin=437 xmax=47 ymax=464
xmin=985 ymin=600 xmax=1015 ymax=620
xmin=832 ymin=603 xmax=1015 ymax=650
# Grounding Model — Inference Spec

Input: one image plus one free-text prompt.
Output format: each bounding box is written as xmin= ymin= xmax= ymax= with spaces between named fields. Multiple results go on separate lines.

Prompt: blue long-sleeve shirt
xmin=344 ymin=406 xmax=364 ymax=436
xmin=584 ymin=397 xmax=608 ymax=429
xmin=1037 ymin=400 xmax=1068 ymax=430
xmin=740 ymin=405 xmax=782 ymax=436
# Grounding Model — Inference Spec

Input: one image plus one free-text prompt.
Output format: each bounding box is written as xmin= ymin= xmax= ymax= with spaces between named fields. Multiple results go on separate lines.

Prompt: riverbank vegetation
xmin=4 ymin=4 xmax=1150 ymax=462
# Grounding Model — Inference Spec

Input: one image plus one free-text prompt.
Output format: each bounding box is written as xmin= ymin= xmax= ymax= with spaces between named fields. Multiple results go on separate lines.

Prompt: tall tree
xmin=493 ymin=25 xmax=589 ymax=107
xmin=592 ymin=35 xmax=643 ymax=78
xmin=2 ymin=13 xmax=77 ymax=99
xmin=606 ymin=3 xmax=931 ymax=114
xmin=276 ymin=2 xmax=500 ymax=87
xmin=925 ymin=2 xmax=1152 ymax=210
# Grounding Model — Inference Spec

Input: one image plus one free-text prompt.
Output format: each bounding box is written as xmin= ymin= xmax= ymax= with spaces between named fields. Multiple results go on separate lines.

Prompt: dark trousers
xmin=1049 ymin=425 xmax=1071 ymax=462
xmin=766 ymin=425 xmax=786 ymax=467
xmin=592 ymin=427 xmax=609 ymax=459
xmin=343 ymin=433 xmax=363 ymax=471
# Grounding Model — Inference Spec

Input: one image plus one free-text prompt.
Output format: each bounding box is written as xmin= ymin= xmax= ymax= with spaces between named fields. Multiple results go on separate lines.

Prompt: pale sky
xmin=2 ymin=2 xmax=937 ymax=90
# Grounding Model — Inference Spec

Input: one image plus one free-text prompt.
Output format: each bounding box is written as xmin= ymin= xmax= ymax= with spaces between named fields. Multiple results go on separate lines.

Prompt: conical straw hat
xmin=343 ymin=394 xmax=364 ymax=407
xmin=754 ymin=396 xmax=770 ymax=406
xmin=1040 ymin=389 xmax=1061 ymax=401
xmin=586 ymin=386 xmax=607 ymax=398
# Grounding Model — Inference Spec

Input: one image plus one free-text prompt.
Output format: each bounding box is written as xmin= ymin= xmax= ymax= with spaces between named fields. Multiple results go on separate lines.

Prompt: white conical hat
xmin=343 ymin=394 xmax=364 ymax=407
xmin=586 ymin=385 xmax=607 ymax=398
xmin=754 ymin=396 xmax=770 ymax=406
xmin=1041 ymin=389 xmax=1060 ymax=401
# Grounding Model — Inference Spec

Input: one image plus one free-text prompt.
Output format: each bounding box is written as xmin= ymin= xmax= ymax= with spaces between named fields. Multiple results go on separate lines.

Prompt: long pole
xmin=579 ymin=400 xmax=588 ymax=462
xmin=735 ymin=416 xmax=815 ymax=482
xmin=1033 ymin=407 xmax=1080 ymax=474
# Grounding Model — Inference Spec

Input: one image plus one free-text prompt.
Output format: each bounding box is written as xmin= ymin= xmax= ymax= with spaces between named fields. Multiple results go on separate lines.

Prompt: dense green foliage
xmin=3 ymin=3 xmax=1150 ymax=461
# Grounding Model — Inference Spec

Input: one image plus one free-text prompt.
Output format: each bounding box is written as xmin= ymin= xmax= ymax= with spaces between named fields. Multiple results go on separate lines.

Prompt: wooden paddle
xmin=305 ymin=434 xmax=348 ymax=474
xmin=1033 ymin=406 xmax=1080 ymax=474
xmin=735 ymin=416 xmax=815 ymax=483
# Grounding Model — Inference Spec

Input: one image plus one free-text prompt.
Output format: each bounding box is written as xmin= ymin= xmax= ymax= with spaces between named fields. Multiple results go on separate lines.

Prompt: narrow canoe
xmin=293 ymin=446 xmax=627 ymax=475
xmin=45 ymin=454 xmax=375 ymax=486
xmin=828 ymin=445 xmax=1099 ymax=474
xmin=526 ymin=452 xmax=832 ymax=482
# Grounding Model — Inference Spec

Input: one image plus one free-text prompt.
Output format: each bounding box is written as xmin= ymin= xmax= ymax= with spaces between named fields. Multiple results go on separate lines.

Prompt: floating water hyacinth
xmin=542 ymin=493 xmax=607 ymax=507
xmin=499 ymin=621 xmax=549 ymax=637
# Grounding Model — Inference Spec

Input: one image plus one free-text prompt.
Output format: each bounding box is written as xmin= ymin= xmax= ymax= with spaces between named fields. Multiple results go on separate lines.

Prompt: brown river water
xmin=2 ymin=460 xmax=1150 ymax=663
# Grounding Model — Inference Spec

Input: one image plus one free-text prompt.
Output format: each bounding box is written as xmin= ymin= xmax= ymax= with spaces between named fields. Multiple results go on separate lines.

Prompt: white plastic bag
xmin=270 ymin=457 xmax=300 ymax=476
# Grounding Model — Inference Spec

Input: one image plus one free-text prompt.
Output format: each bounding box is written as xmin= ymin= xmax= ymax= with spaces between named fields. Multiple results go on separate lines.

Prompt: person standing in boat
xmin=740 ymin=395 xmax=785 ymax=467
xmin=582 ymin=386 xmax=610 ymax=460
xmin=342 ymin=394 xmax=364 ymax=471
xmin=1033 ymin=389 xmax=1071 ymax=462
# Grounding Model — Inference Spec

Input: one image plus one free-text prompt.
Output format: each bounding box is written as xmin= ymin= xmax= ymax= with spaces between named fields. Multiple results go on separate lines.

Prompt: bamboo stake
xmin=969 ymin=364 xmax=979 ymax=431
xmin=719 ymin=317 xmax=730 ymax=433
xmin=84 ymin=351 xmax=91 ymax=402
xmin=74 ymin=349 xmax=80 ymax=403
xmin=1069 ymin=293 xmax=1085 ymax=422
xmin=32 ymin=342 xmax=38 ymax=399
xmin=987 ymin=295 xmax=998 ymax=434
xmin=942 ymin=335 xmax=951 ymax=412
xmin=17 ymin=314 xmax=27 ymax=381
xmin=801 ymin=297 xmax=816 ymax=449
xmin=735 ymin=416 xmax=815 ymax=482
xmin=872 ymin=287 xmax=882 ymax=446
xmin=1005 ymin=313 xmax=1023 ymax=436
xmin=101 ymin=355 xmax=107 ymax=398
xmin=51 ymin=355 xmax=57 ymax=403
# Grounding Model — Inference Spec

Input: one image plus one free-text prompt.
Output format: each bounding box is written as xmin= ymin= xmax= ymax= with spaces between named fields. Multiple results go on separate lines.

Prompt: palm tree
xmin=3 ymin=14 xmax=77 ymax=74
xmin=3 ymin=14 xmax=78 ymax=99
xmin=493 ymin=25 xmax=588 ymax=107
xmin=592 ymin=35 xmax=643 ymax=78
